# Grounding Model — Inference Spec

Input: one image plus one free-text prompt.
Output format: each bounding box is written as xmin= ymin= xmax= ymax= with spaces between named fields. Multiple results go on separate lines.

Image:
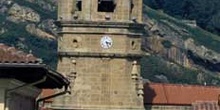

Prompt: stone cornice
xmin=55 ymin=20 xmax=145 ymax=29
xmin=58 ymin=31 xmax=143 ymax=36
xmin=58 ymin=51 xmax=145 ymax=58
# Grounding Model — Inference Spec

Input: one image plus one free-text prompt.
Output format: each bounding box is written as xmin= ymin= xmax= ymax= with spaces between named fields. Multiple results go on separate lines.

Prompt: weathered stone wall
xmin=58 ymin=28 xmax=142 ymax=54
xmin=54 ymin=0 xmax=145 ymax=109
xmin=53 ymin=21 xmax=145 ymax=110
xmin=58 ymin=0 xmax=142 ymax=23
xmin=9 ymin=93 xmax=35 ymax=110
xmin=192 ymin=101 xmax=220 ymax=110
xmin=54 ymin=57 xmax=143 ymax=109
xmin=145 ymin=105 xmax=191 ymax=110
xmin=0 ymin=79 xmax=41 ymax=110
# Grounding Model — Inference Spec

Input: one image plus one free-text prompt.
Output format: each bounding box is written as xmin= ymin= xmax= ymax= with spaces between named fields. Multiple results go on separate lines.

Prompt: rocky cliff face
xmin=142 ymin=5 xmax=220 ymax=85
xmin=0 ymin=0 xmax=56 ymax=39
xmin=144 ymin=20 xmax=190 ymax=67
xmin=144 ymin=14 xmax=220 ymax=72
xmin=7 ymin=3 xmax=40 ymax=23
xmin=0 ymin=0 xmax=57 ymax=67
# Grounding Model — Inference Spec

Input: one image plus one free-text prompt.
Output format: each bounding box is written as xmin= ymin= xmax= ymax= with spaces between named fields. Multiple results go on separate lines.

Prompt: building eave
xmin=0 ymin=63 xmax=70 ymax=89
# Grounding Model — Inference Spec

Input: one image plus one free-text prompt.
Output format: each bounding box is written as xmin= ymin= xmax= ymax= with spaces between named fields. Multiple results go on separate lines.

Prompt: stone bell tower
xmin=52 ymin=0 xmax=145 ymax=110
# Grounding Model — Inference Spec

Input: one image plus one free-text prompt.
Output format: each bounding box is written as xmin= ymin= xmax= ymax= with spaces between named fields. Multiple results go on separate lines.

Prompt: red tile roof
xmin=41 ymin=89 xmax=55 ymax=102
xmin=0 ymin=43 xmax=40 ymax=63
xmin=144 ymin=83 xmax=220 ymax=105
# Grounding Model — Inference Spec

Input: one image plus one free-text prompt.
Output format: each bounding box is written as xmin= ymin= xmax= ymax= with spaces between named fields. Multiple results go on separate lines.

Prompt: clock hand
xmin=105 ymin=41 xmax=112 ymax=47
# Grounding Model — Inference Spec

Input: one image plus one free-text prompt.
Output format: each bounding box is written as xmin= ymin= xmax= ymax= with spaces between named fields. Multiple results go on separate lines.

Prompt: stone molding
xmin=58 ymin=51 xmax=144 ymax=58
xmin=55 ymin=21 xmax=145 ymax=29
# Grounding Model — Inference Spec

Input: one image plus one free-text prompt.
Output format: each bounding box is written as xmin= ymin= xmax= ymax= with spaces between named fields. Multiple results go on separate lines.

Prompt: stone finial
xmin=131 ymin=61 xmax=138 ymax=80
xmin=137 ymin=89 xmax=144 ymax=97
xmin=68 ymin=71 xmax=77 ymax=79
xmin=137 ymin=77 xmax=144 ymax=98
xmin=68 ymin=58 xmax=77 ymax=84
xmin=137 ymin=77 xmax=144 ymax=89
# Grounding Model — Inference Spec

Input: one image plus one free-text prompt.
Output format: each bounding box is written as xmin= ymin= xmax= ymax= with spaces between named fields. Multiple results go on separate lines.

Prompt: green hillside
xmin=143 ymin=0 xmax=220 ymax=36
xmin=141 ymin=5 xmax=220 ymax=85
xmin=143 ymin=5 xmax=220 ymax=53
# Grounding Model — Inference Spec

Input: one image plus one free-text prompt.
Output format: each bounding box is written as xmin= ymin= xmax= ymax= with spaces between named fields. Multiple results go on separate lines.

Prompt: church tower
xmin=53 ymin=0 xmax=145 ymax=109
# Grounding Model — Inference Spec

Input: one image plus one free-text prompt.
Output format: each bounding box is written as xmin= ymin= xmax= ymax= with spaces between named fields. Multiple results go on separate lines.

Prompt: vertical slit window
xmin=130 ymin=0 xmax=134 ymax=13
xmin=76 ymin=0 xmax=82 ymax=11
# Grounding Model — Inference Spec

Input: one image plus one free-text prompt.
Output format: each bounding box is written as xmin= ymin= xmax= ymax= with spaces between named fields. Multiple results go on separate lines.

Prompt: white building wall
xmin=0 ymin=79 xmax=41 ymax=110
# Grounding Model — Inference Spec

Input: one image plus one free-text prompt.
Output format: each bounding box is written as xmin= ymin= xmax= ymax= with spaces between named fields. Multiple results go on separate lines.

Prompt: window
xmin=76 ymin=0 xmax=82 ymax=11
xmin=72 ymin=39 xmax=79 ymax=48
xmin=130 ymin=0 xmax=134 ymax=13
xmin=98 ymin=0 xmax=116 ymax=12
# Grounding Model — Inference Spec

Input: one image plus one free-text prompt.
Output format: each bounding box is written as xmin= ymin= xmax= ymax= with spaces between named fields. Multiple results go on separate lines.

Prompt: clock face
xmin=100 ymin=36 xmax=113 ymax=49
